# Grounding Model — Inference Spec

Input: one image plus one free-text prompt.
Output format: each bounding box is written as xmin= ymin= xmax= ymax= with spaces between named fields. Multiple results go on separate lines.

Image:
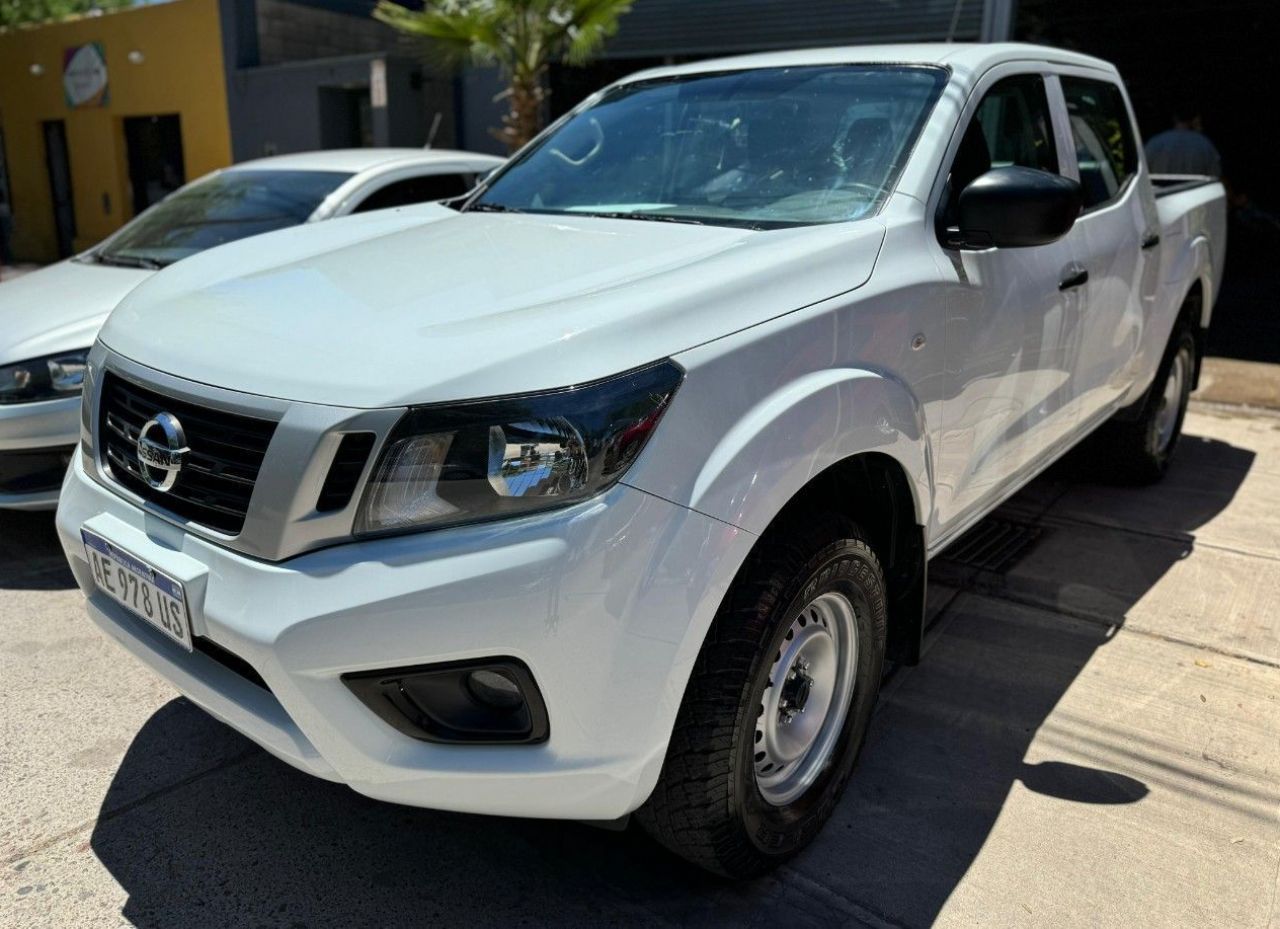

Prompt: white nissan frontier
xmin=56 ymin=44 xmax=1226 ymax=877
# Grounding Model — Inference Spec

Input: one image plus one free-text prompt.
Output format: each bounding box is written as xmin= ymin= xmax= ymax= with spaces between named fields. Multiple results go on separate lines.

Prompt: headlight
xmin=355 ymin=360 xmax=683 ymax=536
xmin=0 ymin=349 xmax=90 ymax=404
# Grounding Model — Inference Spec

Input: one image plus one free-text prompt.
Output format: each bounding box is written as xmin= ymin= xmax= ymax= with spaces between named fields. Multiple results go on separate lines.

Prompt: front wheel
xmin=636 ymin=513 xmax=886 ymax=878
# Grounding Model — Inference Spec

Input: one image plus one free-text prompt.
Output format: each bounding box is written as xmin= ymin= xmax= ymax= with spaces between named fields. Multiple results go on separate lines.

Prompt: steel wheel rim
xmin=754 ymin=591 xmax=859 ymax=806
xmin=1154 ymin=348 xmax=1190 ymax=454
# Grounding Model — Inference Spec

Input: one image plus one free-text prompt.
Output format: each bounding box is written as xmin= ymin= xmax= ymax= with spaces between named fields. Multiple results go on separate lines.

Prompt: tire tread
xmin=636 ymin=510 xmax=884 ymax=877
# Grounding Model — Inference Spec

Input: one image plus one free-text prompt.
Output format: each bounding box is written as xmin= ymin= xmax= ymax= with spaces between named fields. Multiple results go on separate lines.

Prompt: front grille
xmin=99 ymin=372 xmax=278 ymax=534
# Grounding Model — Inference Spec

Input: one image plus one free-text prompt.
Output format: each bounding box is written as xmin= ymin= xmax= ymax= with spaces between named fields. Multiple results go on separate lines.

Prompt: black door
xmin=123 ymin=115 xmax=185 ymax=217
xmin=42 ymin=120 xmax=76 ymax=259
xmin=0 ymin=121 xmax=13 ymax=264
xmin=318 ymin=87 xmax=373 ymax=148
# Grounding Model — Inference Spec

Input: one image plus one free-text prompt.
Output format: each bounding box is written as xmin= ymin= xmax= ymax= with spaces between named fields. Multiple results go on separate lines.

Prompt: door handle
xmin=1141 ymin=233 xmax=1161 ymax=250
xmin=1059 ymin=267 xmax=1089 ymax=290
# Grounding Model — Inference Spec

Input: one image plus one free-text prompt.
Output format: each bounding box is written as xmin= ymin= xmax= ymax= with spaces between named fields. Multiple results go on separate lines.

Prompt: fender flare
xmin=1120 ymin=234 xmax=1214 ymax=409
xmin=1162 ymin=233 xmax=1214 ymax=330
xmin=676 ymin=366 xmax=932 ymax=536
xmin=624 ymin=367 xmax=935 ymax=805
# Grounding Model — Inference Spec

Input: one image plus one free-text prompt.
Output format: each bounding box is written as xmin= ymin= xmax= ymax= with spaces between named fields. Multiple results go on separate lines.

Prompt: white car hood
xmin=0 ymin=260 xmax=152 ymax=366
xmin=100 ymin=203 xmax=886 ymax=408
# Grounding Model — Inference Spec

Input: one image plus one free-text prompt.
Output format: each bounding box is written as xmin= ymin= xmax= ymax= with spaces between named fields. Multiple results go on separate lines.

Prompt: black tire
xmin=1095 ymin=325 xmax=1196 ymax=484
xmin=636 ymin=511 xmax=887 ymax=878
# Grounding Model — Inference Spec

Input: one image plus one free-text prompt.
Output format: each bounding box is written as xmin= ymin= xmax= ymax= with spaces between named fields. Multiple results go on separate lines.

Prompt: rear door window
xmin=352 ymin=173 xmax=475 ymax=213
xmin=1061 ymin=77 xmax=1138 ymax=209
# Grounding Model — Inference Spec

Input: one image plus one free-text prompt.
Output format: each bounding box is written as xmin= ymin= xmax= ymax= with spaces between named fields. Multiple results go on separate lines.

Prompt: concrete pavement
xmin=1196 ymin=357 xmax=1280 ymax=412
xmin=2 ymin=402 xmax=1278 ymax=928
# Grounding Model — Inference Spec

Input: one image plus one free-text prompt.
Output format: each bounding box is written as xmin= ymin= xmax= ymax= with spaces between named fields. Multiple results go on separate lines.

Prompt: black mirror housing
xmin=955 ymin=166 xmax=1082 ymax=249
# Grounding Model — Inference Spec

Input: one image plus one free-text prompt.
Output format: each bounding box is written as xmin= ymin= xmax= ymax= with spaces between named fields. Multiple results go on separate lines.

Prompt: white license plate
xmin=82 ymin=529 xmax=192 ymax=651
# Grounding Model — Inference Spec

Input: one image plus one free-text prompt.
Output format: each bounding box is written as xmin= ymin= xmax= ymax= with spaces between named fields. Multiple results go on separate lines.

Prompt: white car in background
xmin=0 ymin=147 xmax=503 ymax=509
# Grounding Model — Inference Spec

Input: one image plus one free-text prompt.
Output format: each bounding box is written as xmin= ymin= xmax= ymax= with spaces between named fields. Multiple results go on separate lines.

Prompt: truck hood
xmin=101 ymin=203 xmax=886 ymax=408
xmin=0 ymin=260 xmax=152 ymax=366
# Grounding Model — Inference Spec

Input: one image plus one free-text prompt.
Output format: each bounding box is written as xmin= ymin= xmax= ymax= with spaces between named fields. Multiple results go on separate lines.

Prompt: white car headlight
xmin=0 ymin=349 xmax=90 ymax=404
xmin=355 ymin=360 xmax=683 ymax=536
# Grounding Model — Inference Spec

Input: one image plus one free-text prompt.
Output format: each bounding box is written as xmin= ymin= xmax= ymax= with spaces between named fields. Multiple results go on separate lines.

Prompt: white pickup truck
xmin=55 ymin=43 xmax=1225 ymax=877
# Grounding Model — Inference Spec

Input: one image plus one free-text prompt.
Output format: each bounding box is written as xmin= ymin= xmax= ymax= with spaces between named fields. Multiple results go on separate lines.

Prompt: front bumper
xmin=0 ymin=395 xmax=80 ymax=509
xmin=56 ymin=449 xmax=752 ymax=820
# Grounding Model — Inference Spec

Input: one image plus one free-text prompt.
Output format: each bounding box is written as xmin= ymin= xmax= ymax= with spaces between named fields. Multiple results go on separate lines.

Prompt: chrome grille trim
xmin=86 ymin=347 xmax=406 ymax=562
xmin=99 ymin=372 xmax=277 ymax=534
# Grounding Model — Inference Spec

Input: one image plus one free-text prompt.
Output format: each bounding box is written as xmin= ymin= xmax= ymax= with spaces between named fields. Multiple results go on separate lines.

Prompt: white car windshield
xmin=472 ymin=65 xmax=946 ymax=229
xmin=94 ymin=169 xmax=352 ymax=268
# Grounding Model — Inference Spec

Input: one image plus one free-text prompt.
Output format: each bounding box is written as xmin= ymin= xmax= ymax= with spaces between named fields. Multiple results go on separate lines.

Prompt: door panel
xmin=937 ymin=235 xmax=1081 ymax=532
xmin=934 ymin=73 xmax=1082 ymax=539
xmin=1058 ymin=76 xmax=1148 ymax=421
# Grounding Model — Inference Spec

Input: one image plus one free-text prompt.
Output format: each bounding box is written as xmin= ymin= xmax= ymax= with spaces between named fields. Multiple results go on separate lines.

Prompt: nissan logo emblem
xmin=136 ymin=412 xmax=189 ymax=492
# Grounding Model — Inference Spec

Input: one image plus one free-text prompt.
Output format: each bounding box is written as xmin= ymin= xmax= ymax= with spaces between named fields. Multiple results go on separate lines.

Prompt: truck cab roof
xmin=619 ymin=42 xmax=1117 ymax=86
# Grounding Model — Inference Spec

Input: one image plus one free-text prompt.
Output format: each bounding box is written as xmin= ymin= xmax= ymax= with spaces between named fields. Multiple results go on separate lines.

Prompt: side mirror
xmin=955 ymin=166 xmax=1082 ymax=249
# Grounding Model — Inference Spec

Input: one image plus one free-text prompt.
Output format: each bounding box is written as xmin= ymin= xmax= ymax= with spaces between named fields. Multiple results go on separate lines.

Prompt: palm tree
xmin=374 ymin=0 xmax=634 ymax=151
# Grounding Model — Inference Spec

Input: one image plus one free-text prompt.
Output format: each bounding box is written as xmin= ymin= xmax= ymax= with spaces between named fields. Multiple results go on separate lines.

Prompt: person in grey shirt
xmin=1145 ymin=105 xmax=1222 ymax=177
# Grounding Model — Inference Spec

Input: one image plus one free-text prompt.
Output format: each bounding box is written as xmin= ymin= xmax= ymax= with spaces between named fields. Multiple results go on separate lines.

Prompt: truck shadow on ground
xmin=0 ymin=510 xmax=75 ymax=591
xmin=88 ymin=434 xmax=1253 ymax=928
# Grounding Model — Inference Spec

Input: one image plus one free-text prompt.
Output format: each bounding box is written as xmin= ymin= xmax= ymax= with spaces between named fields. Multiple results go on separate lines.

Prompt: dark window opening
xmin=319 ymin=87 xmax=373 ymax=149
xmin=943 ymin=74 xmax=1060 ymax=228
xmin=353 ymin=173 xmax=474 ymax=213
xmin=123 ymin=115 xmax=186 ymax=218
xmin=42 ymin=120 xmax=76 ymax=258
xmin=1061 ymin=77 xmax=1138 ymax=210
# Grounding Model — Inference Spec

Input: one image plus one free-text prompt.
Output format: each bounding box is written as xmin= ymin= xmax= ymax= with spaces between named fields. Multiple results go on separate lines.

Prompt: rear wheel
xmin=637 ymin=512 xmax=886 ymax=878
xmin=1099 ymin=326 xmax=1196 ymax=484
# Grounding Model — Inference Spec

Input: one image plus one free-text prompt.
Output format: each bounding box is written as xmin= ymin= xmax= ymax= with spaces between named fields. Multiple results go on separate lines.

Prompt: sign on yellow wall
xmin=63 ymin=42 xmax=109 ymax=108
xmin=0 ymin=0 xmax=234 ymax=260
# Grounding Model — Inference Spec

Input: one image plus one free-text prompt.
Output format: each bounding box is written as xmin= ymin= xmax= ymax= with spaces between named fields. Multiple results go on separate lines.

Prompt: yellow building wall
xmin=0 ymin=0 xmax=233 ymax=261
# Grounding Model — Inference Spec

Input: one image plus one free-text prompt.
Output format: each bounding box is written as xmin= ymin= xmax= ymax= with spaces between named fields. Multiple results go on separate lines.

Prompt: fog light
xmin=343 ymin=658 xmax=549 ymax=745
xmin=467 ymin=668 xmax=524 ymax=710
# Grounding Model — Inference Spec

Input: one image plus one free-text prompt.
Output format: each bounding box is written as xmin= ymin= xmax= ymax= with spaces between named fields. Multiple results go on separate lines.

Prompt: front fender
xmin=621 ymin=362 xmax=932 ymax=804
xmin=627 ymin=364 xmax=931 ymax=537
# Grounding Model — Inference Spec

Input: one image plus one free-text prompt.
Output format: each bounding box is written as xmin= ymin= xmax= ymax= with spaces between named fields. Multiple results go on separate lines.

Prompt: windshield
xmin=96 ymin=169 xmax=352 ymax=267
xmin=474 ymin=65 xmax=946 ymax=229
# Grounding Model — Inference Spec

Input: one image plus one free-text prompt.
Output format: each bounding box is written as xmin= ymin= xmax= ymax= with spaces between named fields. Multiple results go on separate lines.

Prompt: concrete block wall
xmin=255 ymin=0 xmax=409 ymax=65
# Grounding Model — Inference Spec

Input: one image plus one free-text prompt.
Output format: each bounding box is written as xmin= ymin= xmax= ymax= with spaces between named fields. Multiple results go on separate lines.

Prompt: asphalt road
xmin=2 ymin=403 xmax=1278 ymax=928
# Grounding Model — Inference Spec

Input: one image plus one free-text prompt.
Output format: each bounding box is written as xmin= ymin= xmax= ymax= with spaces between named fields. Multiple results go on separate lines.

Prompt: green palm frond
xmin=375 ymin=0 xmax=633 ymax=74
xmin=374 ymin=1 xmax=509 ymax=70
xmin=560 ymin=0 xmax=635 ymax=66
xmin=374 ymin=0 xmax=634 ymax=149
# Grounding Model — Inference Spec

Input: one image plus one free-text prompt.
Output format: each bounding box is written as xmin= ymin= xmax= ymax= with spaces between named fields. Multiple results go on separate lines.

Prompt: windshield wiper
xmin=94 ymin=253 xmax=164 ymax=270
xmin=465 ymin=202 xmax=525 ymax=214
xmin=465 ymin=203 xmax=765 ymax=230
xmin=573 ymin=210 xmax=778 ymax=230
xmin=571 ymin=211 xmax=710 ymax=227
